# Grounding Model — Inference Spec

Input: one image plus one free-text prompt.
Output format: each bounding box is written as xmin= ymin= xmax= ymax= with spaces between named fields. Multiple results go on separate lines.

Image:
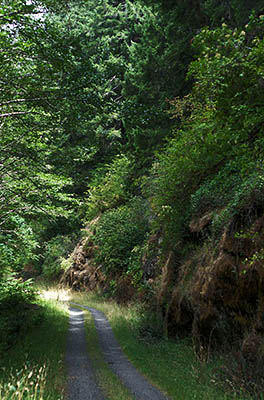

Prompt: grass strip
xmin=70 ymin=291 xmax=242 ymax=400
xmin=73 ymin=304 xmax=134 ymax=400
xmin=0 ymin=295 xmax=68 ymax=400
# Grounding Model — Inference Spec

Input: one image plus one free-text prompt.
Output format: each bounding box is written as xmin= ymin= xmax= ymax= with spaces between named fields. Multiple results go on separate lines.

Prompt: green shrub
xmin=189 ymin=161 xmax=243 ymax=217
xmin=0 ymin=275 xmax=36 ymax=307
xmin=126 ymin=244 xmax=145 ymax=287
xmin=83 ymin=155 xmax=132 ymax=220
xmin=211 ymin=171 xmax=264 ymax=234
xmin=0 ymin=276 xmax=38 ymax=353
xmin=60 ymin=255 xmax=74 ymax=272
xmin=0 ymin=216 xmax=39 ymax=275
xmin=94 ymin=198 xmax=149 ymax=273
xmin=41 ymin=235 xmax=76 ymax=278
xmin=188 ymin=164 xmax=264 ymax=237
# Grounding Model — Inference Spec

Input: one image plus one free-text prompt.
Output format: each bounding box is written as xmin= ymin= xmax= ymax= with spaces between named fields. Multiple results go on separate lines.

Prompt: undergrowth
xmin=0 ymin=285 xmax=69 ymax=400
xmin=0 ymin=276 xmax=37 ymax=354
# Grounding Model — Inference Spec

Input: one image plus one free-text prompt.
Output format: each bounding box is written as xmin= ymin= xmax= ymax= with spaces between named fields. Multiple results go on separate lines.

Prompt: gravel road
xmin=65 ymin=307 xmax=106 ymax=400
xmin=69 ymin=302 xmax=170 ymax=400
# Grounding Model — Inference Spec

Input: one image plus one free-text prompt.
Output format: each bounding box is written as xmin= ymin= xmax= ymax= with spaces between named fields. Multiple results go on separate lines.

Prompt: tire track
xmin=70 ymin=302 xmax=170 ymax=400
xmin=65 ymin=307 xmax=106 ymax=400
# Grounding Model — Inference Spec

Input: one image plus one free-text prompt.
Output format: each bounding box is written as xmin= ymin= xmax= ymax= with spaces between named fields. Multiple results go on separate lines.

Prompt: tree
xmin=147 ymin=15 xmax=264 ymax=239
xmin=0 ymin=0 xmax=75 ymax=275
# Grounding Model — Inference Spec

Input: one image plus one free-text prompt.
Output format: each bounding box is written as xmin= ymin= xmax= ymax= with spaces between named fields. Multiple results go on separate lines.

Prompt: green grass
xmin=70 ymin=291 xmax=243 ymax=400
xmin=0 ymin=288 xmax=69 ymax=400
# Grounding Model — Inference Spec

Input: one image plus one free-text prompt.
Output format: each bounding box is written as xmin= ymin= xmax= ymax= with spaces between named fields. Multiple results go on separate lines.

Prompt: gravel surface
xmin=70 ymin=302 xmax=170 ymax=400
xmin=65 ymin=307 xmax=105 ymax=400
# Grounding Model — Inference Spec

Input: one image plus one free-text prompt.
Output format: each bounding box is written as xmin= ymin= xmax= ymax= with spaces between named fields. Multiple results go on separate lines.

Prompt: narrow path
xmin=70 ymin=302 xmax=170 ymax=400
xmin=65 ymin=307 xmax=105 ymax=400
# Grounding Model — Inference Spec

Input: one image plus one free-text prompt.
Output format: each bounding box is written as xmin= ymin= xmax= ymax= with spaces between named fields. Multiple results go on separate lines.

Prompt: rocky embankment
xmin=61 ymin=211 xmax=264 ymax=359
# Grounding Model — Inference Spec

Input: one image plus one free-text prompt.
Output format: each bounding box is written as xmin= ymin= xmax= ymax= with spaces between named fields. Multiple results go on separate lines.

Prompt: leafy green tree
xmin=37 ymin=0 xmax=140 ymax=192
xmin=83 ymin=155 xmax=132 ymax=221
xmin=132 ymin=0 xmax=264 ymax=162
xmin=0 ymin=0 xmax=76 ymax=277
xmin=148 ymin=15 xmax=264 ymax=239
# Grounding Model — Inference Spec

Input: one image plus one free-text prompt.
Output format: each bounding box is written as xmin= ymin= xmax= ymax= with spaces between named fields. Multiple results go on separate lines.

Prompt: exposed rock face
xmin=60 ymin=224 xmax=106 ymax=291
xmin=60 ymin=222 xmax=163 ymax=302
xmin=189 ymin=212 xmax=213 ymax=233
xmin=158 ymin=213 xmax=264 ymax=354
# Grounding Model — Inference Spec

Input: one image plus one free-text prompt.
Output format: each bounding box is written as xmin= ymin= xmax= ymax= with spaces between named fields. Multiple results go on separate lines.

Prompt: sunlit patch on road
xmin=40 ymin=288 xmax=70 ymax=302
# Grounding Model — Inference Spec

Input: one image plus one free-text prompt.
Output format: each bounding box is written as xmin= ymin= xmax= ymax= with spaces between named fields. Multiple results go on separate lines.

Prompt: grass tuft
xmin=0 ymin=362 xmax=52 ymax=400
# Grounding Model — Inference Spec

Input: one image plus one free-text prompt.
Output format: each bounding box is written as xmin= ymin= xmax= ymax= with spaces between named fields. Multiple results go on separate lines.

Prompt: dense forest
xmin=1 ymin=0 xmax=264 ymax=395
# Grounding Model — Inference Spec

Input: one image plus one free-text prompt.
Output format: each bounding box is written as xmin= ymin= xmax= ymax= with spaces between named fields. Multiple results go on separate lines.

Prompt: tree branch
xmin=0 ymin=98 xmax=43 ymax=107
xmin=0 ymin=111 xmax=36 ymax=118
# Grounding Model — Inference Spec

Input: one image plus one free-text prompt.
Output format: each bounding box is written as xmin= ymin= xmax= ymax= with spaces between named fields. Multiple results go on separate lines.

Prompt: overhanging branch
xmin=0 ymin=98 xmax=43 ymax=107
xmin=0 ymin=111 xmax=37 ymax=118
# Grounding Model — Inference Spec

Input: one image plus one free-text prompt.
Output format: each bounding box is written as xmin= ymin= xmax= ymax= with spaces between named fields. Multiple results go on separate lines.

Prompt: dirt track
xmin=66 ymin=302 xmax=170 ymax=400
xmin=65 ymin=307 xmax=105 ymax=400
